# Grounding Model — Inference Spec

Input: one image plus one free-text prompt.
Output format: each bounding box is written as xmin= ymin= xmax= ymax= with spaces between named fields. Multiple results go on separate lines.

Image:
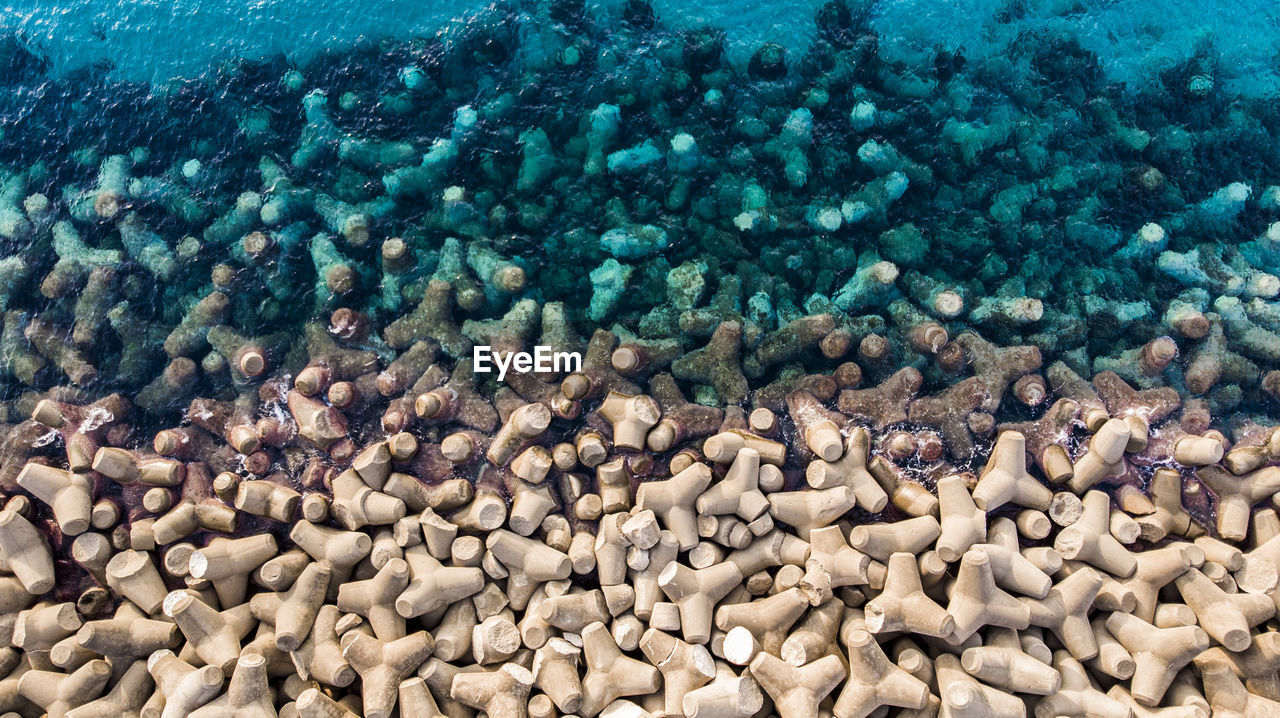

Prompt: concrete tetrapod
xmin=3 ymin=337 xmax=1280 ymax=718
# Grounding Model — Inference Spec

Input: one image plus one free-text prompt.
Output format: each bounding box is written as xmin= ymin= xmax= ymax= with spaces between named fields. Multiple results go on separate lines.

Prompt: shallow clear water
xmin=0 ymin=0 xmax=1278 ymax=431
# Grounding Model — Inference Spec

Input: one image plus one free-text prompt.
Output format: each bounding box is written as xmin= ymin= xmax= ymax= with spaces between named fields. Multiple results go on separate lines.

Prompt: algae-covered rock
xmin=600 ymin=224 xmax=671 ymax=260
xmin=589 ymin=259 xmax=633 ymax=322
xmin=666 ymin=261 xmax=707 ymax=311
xmin=878 ymin=224 xmax=928 ymax=268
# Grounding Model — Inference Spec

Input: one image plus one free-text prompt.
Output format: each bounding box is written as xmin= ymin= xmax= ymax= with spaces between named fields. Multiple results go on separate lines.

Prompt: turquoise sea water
xmin=1 ymin=0 xmax=1279 ymax=428
xmin=8 ymin=0 xmax=1280 ymax=95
